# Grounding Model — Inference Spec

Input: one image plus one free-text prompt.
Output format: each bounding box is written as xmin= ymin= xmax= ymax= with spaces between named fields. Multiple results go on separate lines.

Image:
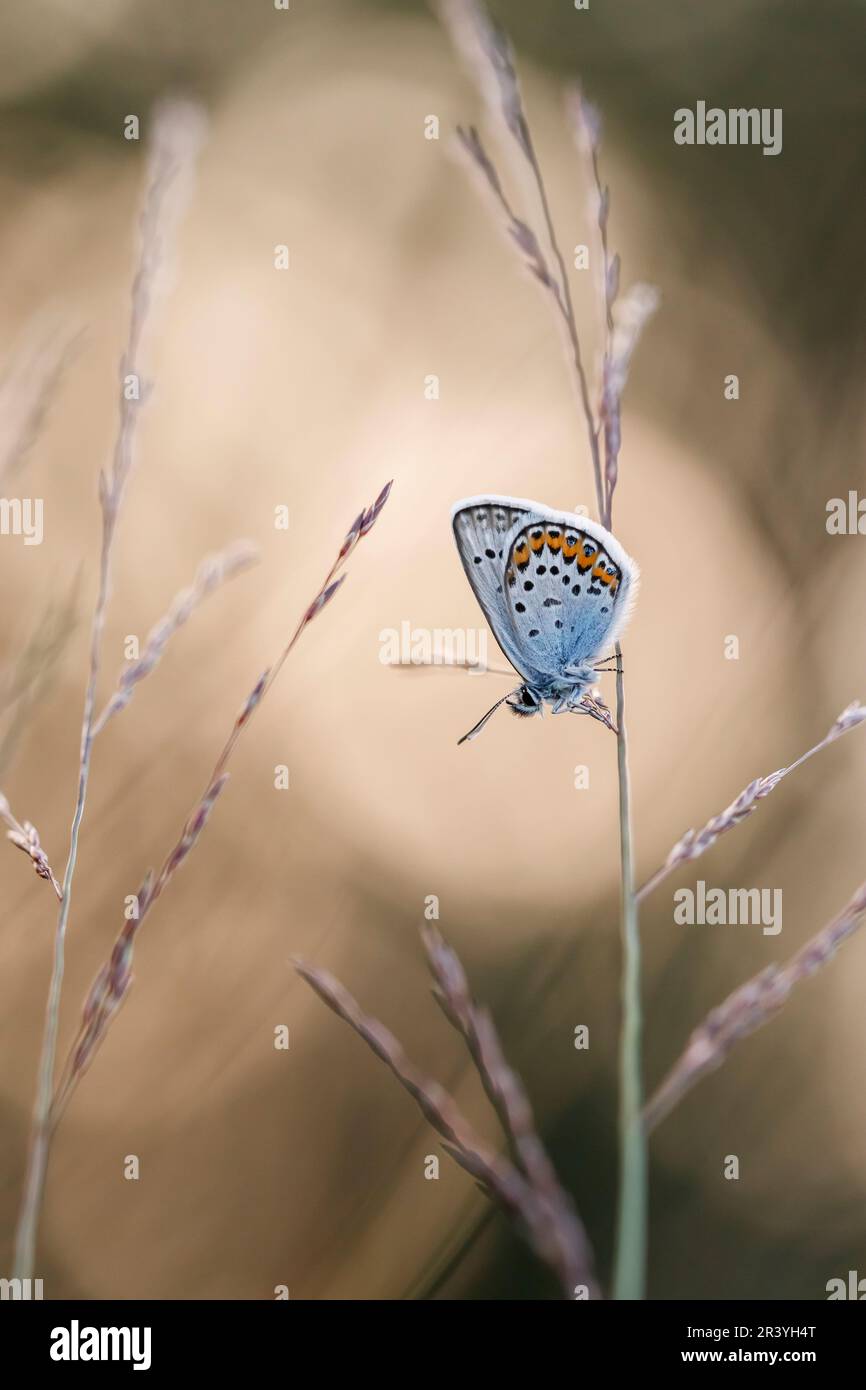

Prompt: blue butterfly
xmin=452 ymin=495 xmax=639 ymax=743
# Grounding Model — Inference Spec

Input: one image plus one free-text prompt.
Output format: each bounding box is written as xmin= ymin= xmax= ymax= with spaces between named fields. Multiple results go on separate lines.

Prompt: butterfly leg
xmin=564 ymin=687 xmax=592 ymax=712
xmin=562 ymin=662 xmax=597 ymax=685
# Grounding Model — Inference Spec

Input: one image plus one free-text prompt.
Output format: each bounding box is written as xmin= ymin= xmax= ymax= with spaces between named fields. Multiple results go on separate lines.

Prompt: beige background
xmin=0 ymin=0 xmax=864 ymax=1298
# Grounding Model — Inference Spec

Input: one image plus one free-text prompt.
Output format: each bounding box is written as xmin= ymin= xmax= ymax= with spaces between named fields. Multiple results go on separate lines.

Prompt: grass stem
xmin=611 ymin=644 xmax=646 ymax=1299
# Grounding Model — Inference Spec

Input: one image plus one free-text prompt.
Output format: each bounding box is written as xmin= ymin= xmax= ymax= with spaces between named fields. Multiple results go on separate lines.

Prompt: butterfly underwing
xmin=452 ymin=495 xmax=639 ymax=742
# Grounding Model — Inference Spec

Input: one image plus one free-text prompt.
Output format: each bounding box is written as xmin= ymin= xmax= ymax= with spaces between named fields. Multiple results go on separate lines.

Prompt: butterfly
xmin=452 ymin=495 xmax=639 ymax=743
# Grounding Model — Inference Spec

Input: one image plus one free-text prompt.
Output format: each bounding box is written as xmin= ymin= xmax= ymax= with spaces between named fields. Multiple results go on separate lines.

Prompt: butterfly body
xmin=451 ymin=495 xmax=639 ymax=741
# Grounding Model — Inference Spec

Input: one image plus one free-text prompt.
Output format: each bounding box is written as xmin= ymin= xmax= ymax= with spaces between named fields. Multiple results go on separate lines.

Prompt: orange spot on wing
xmin=592 ymin=564 xmax=618 ymax=587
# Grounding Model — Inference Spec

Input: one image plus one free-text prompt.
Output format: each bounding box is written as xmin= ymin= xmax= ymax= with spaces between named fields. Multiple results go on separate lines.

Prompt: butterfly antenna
xmin=457 ymin=689 xmax=519 ymax=745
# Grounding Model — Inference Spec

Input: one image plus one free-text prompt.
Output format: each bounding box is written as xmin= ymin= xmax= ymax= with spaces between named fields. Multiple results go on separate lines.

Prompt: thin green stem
xmin=11 ymin=103 xmax=201 ymax=1276
xmin=611 ymin=645 xmax=646 ymax=1299
xmin=12 ymin=542 xmax=106 ymax=1278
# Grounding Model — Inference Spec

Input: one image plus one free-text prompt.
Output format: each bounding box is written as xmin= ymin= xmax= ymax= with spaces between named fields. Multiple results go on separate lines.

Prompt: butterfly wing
xmin=452 ymin=496 xmax=549 ymax=684
xmin=503 ymin=507 xmax=639 ymax=675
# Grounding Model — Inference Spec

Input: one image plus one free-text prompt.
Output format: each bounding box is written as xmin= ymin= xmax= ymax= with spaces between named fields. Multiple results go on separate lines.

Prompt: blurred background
xmin=1 ymin=0 xmax=865 ymax=1299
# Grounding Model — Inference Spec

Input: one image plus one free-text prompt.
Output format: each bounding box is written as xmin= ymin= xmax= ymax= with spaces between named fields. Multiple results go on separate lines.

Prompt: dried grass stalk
xmin=644 ymin=880 xmax=866 ymax=1132
xmin=53 ymin=483 xmax=392 ymax=1120
xmin=0 ymin=793 xmax=62 ymax=899
xmin=13 ymin=98 xmax=207 ymax=1280
xmin=637 ymin=701 xmax=866 ymax=902
xmin=437 ymin=0 xmax=657 ymax=1299
xmin=92 ymin=540 xmax=259 ymax=734
xmin=439 ymin=0 xmax=605 ymax=518
xmin=566 ymin=89 xmax=658 ymax=526
xmin=296 ymin=929 xmax=600 ymax=1299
